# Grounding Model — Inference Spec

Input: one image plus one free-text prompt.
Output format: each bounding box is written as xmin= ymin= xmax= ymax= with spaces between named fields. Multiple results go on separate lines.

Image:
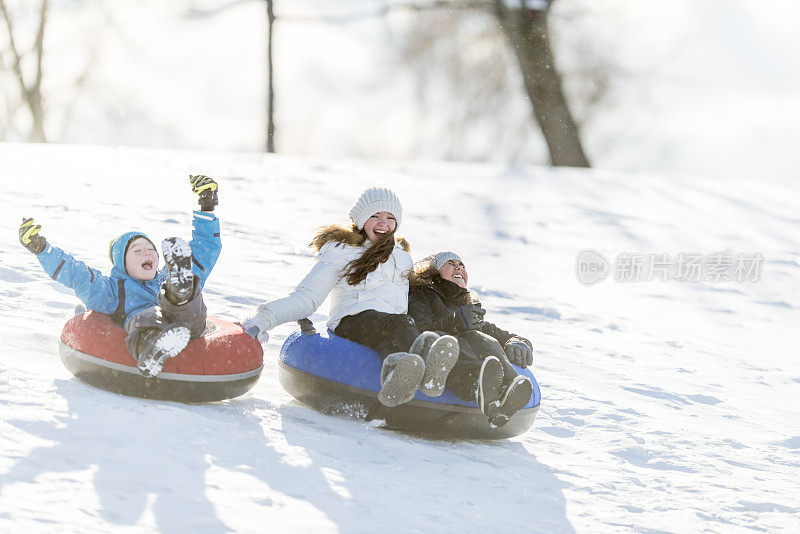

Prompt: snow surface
xmin=1 ymin=143 xmax=799 ymax=532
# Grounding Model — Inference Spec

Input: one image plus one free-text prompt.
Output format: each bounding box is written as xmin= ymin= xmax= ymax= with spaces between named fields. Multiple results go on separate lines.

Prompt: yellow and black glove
xmin=189 ymin=174 xmax=218 ymax=212
xmin=19 ymin=217 xmax=47 ymax=254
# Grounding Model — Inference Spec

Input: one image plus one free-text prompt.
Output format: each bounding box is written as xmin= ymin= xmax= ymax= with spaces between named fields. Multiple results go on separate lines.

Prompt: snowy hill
xmin=1 ymin=143 xmax=798 ymax=532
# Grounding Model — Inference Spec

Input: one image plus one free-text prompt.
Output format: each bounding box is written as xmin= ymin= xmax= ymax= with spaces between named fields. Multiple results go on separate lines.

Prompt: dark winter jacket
xmin=36 ymin=211 xmax=221 ymax=328
xmin=408 ymin=278 xmax=530 ymax=348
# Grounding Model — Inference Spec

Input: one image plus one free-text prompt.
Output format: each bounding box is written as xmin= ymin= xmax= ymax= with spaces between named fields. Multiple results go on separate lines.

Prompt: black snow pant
xmin=335 ymin=310 xmax=421 ymax=360
xmin=446 ymin=330 xmax=518 ymax=403
xmin=124 ymin=282 xmax=207 ymax=358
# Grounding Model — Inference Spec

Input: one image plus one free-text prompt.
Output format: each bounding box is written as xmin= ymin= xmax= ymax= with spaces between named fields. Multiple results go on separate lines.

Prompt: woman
xmin=242 ymin=187 xmax=459 ymax=407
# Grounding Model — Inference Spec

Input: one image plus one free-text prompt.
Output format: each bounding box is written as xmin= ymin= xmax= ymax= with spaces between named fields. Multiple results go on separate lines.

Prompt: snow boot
xmin=413 ymin=333 xmax=459 ymax=397
xmin=476 ymin=355 xmax=504 ymax=418
xmin=136 ymin=325 xmax=191 ymax=378
xmin=489 ymin=375 xmax=533 ymax=428
xmin=409 ymin=331 xmax=438 ymax=358
xmin=378 ymin=352 xmax=425 ymax=407
xmin=161 ymin=237 xmax=194 ymax=305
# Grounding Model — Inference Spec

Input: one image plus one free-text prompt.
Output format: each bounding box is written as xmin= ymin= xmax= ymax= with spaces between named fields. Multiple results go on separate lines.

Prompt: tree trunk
xmin=0 ymin=0 xmax=48 ymax=142
xmin=266 ymin=0 xmax=275 ymax=152
xmin=494 ymin=2 xmax=589 ymax=167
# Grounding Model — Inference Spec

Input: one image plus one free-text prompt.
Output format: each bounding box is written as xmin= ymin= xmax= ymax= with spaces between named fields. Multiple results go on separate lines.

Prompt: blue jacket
xmin=37 ymin=211 xmax=221 ymax=328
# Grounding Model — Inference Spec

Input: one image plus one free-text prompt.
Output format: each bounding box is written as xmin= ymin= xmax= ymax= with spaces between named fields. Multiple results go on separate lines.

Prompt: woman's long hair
xmin=310 ymin=223 xmax=407 ymax=286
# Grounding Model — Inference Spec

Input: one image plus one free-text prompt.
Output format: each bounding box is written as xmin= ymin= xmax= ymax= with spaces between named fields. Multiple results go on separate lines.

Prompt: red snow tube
xmin=58 ymin=311 xmax=263 ymax=402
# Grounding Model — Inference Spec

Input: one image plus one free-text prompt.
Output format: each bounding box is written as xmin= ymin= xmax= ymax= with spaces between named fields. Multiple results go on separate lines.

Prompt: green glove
xmin=19 ymin=217 xmax=47 ymax=254
xmin=189 ymin=174 xmax=219 ymax=211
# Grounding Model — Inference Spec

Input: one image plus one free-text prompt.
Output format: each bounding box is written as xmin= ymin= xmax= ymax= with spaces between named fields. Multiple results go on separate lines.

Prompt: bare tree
xmin=398 ymin=9 xmax=538 ymax=162
xmin=332 ymin=0 xmax=593 ymax=167
xmin=266 ymin=0 xmax=275 ymax=152
xmin=190 ymin=0 xmax=595 ymax=165
xmin=494 ymin=0 xmax=589 ymax=167
xmin=188 ymin=0 xmax=277 ymax=152
xmin=0 ymin=0 xmax=48 ymax=142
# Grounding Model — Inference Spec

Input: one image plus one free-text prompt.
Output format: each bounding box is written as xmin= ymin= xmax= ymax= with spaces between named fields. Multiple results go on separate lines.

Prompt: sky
xmin=1 ymin=0 xmax=799 ymax=181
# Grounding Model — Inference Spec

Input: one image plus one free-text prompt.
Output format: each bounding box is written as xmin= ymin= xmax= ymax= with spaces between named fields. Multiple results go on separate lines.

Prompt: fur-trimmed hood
xmin=409 ymin=258 xmax=440 ymax=287
xmin=257 ymin=222 xmax=413 ymax=332
xmin=310 ymin=223 xmax=409 ymax=253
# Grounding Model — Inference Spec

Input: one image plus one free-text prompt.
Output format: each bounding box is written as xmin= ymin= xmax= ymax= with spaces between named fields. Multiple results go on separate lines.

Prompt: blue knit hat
xmin=108 ymin=231 xmax=155 ymax=273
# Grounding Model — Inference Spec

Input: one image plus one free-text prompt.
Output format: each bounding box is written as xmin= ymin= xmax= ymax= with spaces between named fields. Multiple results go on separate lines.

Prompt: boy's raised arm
xmin=187 ymin=175 xmax=222 ymax=286
xmin=19 ymin=217 xmax=119 ymax=315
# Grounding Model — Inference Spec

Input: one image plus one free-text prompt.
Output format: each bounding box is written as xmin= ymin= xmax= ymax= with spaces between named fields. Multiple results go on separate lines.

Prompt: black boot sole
xmin=489 ymin=376 xmax=533 ymax=428
xmin=477 ymin=356 xmax=504 ymax=418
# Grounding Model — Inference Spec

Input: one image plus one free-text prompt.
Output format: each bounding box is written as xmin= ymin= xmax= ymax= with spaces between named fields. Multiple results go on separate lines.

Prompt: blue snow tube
xmin=279 ymin=329 xmax=541 ymax=439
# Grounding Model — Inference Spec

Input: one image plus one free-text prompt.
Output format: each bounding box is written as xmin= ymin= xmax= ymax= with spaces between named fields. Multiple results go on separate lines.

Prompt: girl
xmin=243 ymin=187 xmax=459 ymax=407
xmin=408 ymin=251 xmax=533 ymax=428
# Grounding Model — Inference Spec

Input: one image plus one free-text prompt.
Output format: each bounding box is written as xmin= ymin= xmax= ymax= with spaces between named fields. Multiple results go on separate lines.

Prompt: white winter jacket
xmin=255 ymin=240 xmax=413 ymax=331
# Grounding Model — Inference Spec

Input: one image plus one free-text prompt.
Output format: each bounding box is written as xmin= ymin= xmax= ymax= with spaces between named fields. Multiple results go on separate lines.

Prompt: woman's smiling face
xmin=439 ymin=259 xmax=468 ymax=288
xmin=124 ymin=237 xmax=158 ymax=281
xmin=363 ymin=211 xmax=396 ymax=242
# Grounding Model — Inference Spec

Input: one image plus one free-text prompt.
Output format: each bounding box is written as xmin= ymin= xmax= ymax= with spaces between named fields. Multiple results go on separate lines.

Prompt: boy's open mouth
xmin=141 ymin=260 xmax=154 ymax=270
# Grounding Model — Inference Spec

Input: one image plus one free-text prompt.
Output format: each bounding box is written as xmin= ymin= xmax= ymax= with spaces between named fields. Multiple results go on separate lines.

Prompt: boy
xmin=18 ymin=175 xmax=222 ymax=378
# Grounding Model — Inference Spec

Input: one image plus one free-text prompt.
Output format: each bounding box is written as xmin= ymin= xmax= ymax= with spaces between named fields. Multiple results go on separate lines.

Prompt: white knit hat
xmin=424 ymin=251 xmax=463 ymax=270
xmin=348 ymin=187 xmax=403 ymax=230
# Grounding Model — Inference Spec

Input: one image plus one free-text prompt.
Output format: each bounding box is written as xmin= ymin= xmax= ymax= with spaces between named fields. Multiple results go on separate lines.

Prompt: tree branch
xmin=188 ymin=0 xmax=494 ymax=23
xmin=33 ymin=0 xmax=47 ymax=98
xmin=186 ymin=0 xmax=254 ymax=19
xmin=290 ymin=1 xmax=494 ymax=23
xmin=0 ymin=0 xmax=30 ymax=100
